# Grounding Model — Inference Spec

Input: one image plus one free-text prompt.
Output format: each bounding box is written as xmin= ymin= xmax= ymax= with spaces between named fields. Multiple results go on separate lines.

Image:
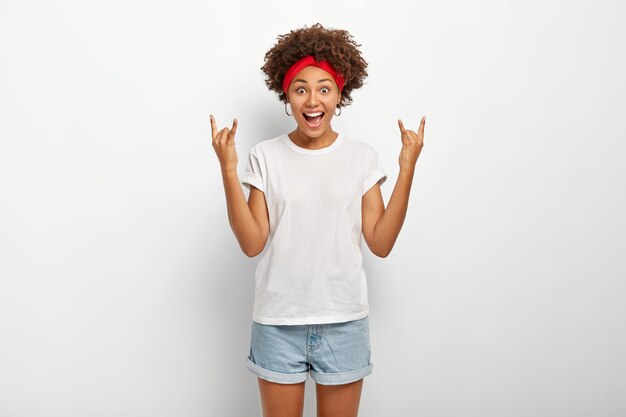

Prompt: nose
xmin=305 ymin=91 xmax=319 ymax=107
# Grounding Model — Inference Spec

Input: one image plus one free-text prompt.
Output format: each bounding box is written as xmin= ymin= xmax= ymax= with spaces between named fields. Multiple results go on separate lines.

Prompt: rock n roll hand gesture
xmin=210 ymin=114 xmax=239 ymax=172
xmin=397 ymin=116 xmax=425 ymax=171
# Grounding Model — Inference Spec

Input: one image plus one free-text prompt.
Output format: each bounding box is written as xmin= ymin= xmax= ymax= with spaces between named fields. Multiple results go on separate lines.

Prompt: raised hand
xmin=397 ymin=116 xmax=425 ymax=170
xmin=210 ymin=114 xmax=238 ymax=172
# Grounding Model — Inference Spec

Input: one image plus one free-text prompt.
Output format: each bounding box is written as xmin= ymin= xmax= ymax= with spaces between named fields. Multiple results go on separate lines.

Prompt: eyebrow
xmin=293 ymin=78 xmax=333 ymax=84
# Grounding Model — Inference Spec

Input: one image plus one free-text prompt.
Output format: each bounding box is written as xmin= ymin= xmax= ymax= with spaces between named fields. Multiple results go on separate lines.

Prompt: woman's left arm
xmin=362 ymin=117 xmax=425 ymax=257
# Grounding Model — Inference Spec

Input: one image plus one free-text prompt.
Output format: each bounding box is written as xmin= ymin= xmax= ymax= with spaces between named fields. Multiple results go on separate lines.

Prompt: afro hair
xmin=261 ymin=23 xmax=368 ymax=108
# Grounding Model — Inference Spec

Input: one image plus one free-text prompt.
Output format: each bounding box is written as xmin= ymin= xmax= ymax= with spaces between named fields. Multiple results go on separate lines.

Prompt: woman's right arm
xmin=211 ymin=115 xmax=269 ymax=257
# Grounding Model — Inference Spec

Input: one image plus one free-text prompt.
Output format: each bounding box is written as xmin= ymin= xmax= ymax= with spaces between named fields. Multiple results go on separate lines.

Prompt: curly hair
xmin=261 ymin=23 xmax=368 ymax=108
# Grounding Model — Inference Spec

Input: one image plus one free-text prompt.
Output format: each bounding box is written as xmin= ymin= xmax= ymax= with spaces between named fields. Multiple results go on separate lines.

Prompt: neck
xmin=289 ymin=128 xmax=338 ymax=150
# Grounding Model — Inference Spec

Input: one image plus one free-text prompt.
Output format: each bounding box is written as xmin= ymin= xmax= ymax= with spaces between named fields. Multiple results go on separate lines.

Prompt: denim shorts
xmin=245 ymin=316 xmax=373 ymax=385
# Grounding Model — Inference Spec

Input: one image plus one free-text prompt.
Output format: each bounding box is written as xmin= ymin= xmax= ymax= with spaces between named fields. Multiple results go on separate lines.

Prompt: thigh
xmin=316 ymin=378 xmax=364 ymax=417
xmin=247 ymin=321 xmax=310 ymax=384
xmin=258 ymin=378 xmax=306 ymax=417
xmin=309 ymin=316 xmax=373 ymax=385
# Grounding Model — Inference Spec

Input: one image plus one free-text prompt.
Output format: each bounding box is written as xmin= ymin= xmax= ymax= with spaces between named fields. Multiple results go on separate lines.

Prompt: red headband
xmin=282 ymin=55 xmax=345 ymax=93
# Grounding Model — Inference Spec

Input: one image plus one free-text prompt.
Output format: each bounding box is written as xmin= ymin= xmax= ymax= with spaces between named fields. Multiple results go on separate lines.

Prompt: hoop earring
xmin=285 ymin=102 xmax=293 ymax=116
xmin=334 ymin=106 xmax=342 ymax=116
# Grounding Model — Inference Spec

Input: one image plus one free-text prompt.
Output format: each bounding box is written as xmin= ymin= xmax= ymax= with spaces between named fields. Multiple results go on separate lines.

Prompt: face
xmin=286 ymin=65 xmax=341 ymax=140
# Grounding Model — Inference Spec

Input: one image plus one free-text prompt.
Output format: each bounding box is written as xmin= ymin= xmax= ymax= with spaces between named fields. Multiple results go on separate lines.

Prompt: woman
xmin=211 ymin=23 xmax=425 ymax=417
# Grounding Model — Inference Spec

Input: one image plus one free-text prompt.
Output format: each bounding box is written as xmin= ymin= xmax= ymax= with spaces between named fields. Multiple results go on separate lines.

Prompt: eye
xmin=321 ymin=87 xmax=330 ymax=93
xmin=296 ymin=87 xmax=306 ymax=94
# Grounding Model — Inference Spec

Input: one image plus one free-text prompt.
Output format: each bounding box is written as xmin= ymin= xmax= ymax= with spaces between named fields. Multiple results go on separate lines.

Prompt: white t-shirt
xmin=240 ymin=133 xmax=387 ymax=325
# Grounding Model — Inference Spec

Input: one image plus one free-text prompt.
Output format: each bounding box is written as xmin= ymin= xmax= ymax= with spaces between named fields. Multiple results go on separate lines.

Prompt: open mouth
xmin=303 ymin=112 xmax=324 ymax=128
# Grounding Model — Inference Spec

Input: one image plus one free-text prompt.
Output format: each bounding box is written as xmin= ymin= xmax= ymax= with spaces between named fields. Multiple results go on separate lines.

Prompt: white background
xmin=1 ymin=0 xmax=625 ymax=416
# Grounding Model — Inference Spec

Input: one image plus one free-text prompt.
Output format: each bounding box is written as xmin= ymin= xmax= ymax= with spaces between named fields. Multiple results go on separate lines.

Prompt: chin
xmin=299 ymin=126 xmax=329 ymax=138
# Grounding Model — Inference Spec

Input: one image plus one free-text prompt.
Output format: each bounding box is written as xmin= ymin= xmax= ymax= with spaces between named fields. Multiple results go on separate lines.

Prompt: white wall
xmin=1 ymin=0 xmax=625 ymax=416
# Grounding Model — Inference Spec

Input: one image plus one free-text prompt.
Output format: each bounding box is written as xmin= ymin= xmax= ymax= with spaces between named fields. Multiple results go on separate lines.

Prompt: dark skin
xmin=211 ymin=65 xmax=426 ymax=257
xmin=211 ymin=65 xmax=426 ymax=416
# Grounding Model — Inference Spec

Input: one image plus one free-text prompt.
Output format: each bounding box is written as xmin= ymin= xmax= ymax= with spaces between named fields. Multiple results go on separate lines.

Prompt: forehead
xmin=292 ymin=65 xmax=335 ymax=82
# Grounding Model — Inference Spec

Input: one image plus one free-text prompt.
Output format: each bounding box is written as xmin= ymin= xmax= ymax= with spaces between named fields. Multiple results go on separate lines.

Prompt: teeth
xmin=304 ymin=112 xmax=323 ymax=117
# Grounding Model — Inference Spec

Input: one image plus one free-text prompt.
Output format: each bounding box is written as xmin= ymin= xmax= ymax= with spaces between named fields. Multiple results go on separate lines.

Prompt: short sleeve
xmin=241 ymin=146 xmax=266 ymax=193
xmin=362 ymin=147 xmax=387 ymax=195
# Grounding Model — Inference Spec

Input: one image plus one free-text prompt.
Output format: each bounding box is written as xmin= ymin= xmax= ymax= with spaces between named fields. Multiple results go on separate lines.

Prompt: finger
xmin=402 ymin=132 xmax=412 ymax=146
xmin=228 ymin=118 xmax=238 ymax=142
xmin=221 ymin=128 xmax=230 ymax=141
xmin=218 ymin=127 xmax=229 ymax=142
xmin=418 ymin=116 xmax=426 ymax=138
xmin=398 ymin=119 xmax=406 ymax=134
xmin=210 ymin=114 xmax=219 ymax=140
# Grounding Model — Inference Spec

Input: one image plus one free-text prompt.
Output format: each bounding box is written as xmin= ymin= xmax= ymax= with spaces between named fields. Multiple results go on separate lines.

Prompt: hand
xmin=397 ymin=116 xmax=425 ymax=171
xmin=210 ymin=114 xmax=238 ymax=172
